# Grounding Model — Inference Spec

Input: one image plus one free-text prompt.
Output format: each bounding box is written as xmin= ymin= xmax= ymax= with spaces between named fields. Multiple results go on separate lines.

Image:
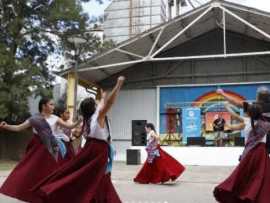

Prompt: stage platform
xmin=115 ymin=145 xmax=244 ymax=166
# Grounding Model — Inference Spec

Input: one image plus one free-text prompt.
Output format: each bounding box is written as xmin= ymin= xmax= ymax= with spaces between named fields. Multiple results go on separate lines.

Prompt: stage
xmin=114 ymin=144 xmax=244 ymax=166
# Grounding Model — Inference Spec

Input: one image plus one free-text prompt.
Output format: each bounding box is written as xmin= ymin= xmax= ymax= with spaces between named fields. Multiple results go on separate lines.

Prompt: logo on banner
xmin=182 ymin=108 xmax=201 ymax=144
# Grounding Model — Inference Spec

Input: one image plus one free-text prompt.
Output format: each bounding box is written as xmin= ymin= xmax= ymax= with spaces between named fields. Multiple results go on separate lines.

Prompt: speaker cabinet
xmin=234 ymin=137 xmax=245 ymax=146
xmin=187 ymin=137 xmax=205 ymax=146
xmin=126 ymin=149 xmax=141 ymax=165
xmin=132 ymin=120 xmax=147 ymax=146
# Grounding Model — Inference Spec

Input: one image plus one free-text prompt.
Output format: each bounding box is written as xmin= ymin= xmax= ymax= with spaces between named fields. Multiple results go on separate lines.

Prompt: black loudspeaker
xmin=132 ymin=120 xmax=147 ymax=146
xmin=187 ymin=137 xmax=205 ymax=146
xmin=126 ymin=149 xmax=141 ymax=165
xmin=234 ymin=137 xmax=245 ymax=146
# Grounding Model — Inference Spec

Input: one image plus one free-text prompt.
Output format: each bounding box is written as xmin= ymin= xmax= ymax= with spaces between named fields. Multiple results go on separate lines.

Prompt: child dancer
xmin=55 ymin=107 xmax=76 ymax=165
xmin=0 ymin=97 xmax=81 ymax=202
xmin=214 ymin=89 xmax=270 ymax=203
xmin=32 ymin=76 xmax=125 ymax=203
xmin=134 ymin=123 xmax=185 ymax=184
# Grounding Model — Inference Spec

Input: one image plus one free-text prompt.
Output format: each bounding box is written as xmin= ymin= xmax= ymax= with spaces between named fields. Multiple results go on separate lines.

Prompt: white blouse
xmin=85 ymin=105 xmax=109 ymax=141
xmin=54 ymin=123 xmax=71 ymax=142
xmin=32 ymin=114 xmax=59 ymax=135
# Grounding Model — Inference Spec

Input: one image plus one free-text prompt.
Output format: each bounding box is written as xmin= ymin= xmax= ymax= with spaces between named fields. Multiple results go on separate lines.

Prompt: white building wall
xmin=108 ymin=88 xmax=157 ymax=161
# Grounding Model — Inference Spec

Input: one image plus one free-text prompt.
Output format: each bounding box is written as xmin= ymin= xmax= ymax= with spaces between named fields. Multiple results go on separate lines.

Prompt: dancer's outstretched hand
xmin=118 ymin=76 xmax=125 ymax=83
xmin=216 ymin=88 xmax=224 ymax=95
xmin=0 ymin=121 xmax=7 ymax=129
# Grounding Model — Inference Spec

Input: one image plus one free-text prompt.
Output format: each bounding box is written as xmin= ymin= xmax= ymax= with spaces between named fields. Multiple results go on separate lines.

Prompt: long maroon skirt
xmin=33 ymin=138 xmax=121 ymax=203
xmin=214 ymin=143 xmax=270 ymax=203
xmin=134 ymin=145 xmax=185 ymax=184
xmin=0 ymin=135 xmax=59 ymax=202
xmin=58 ymin=141 xmax=75 ymax=166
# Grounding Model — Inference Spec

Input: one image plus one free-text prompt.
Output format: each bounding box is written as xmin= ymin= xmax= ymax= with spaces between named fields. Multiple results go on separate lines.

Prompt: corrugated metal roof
xmin=60 ymin=0 xmax=270 ymax=83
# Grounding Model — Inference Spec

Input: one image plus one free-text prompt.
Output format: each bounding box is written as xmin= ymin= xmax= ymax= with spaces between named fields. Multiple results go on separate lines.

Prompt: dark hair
xmin=256 ymin=86 xmax=270 ymax=103
xmin=55 ymin=105 xmax=67 ymax=117
xmin=38 ymin=97 xmax=52 ymax=113
xmin=247 ymin=103 xmax=263 ymax=129
xmin=79 ymin=97 xmax=96 ymax=135
xmin=145 ymin=123 xmax=156 ymax=132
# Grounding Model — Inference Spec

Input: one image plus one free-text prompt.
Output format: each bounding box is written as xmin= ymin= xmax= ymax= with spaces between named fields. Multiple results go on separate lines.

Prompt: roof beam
xmin=148 ymin=33 xmax=161 ymax=50
xmin=78 ymin=51 xmax=270 ymax=73
xmin=117 ymin=2 xmax=210 ymax=50
xmin=151 ymin=6 xmax=213 ymax=58
xmin=115 ymin=48 xmax=144 ymax=59
xmin=65 ymin=0 xmax=270 ymax=79
xmin=243 ymin=13 xmax=250 ymax=36
xmin=180 ymin=18 xmax=192 ymax=39
xmin=219 ymin=5 xmax=270 ymax=41
xmin=148 ymin=27 xmax=165 ymax=57
xmin=72 ymin=3 xmax=211 ymax=73
xmin=151 ymin=51 xmax=270 ymax=61
xmin=222 ymin=9 xmax=227 ymax=56
xmin=221 ymin=2 xmax=270 ymax=19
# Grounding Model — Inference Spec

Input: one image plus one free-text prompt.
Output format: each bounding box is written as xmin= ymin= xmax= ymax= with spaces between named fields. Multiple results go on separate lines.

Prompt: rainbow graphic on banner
xmin=192 ymin=90 xmax=245 ymax=107
xmin=191 ymin=90 xmax=245 ymax=132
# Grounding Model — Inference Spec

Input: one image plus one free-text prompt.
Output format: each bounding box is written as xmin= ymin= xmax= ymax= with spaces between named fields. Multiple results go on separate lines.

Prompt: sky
xmin=82 ymin=0 xmax=270 ymax=18
xmin=82 ymin=0 xmax=112 ymax=18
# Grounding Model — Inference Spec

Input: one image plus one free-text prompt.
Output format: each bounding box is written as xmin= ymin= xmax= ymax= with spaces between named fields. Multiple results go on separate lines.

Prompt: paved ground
xmin=0 ymin=162 xmax=234 ymax=203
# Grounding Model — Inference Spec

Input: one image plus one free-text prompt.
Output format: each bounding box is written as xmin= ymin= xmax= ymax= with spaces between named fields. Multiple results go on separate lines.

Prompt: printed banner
xmin=182 ymin=107 xmax=201 ymax=144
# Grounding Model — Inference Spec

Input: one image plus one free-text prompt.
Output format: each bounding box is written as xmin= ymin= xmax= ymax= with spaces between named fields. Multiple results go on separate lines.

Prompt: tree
xmin=0 ymin=0 xmax=108 ymax=123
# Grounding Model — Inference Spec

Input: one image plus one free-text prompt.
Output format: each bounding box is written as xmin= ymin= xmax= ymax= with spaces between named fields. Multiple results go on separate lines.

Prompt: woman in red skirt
xmin=55 ymin=106 xmax=76 ymax=165
xmin=214 ymin=88 xmax=270 ymax=203
xmin=0 ymin=97 xmax=81 ymax=202
xmin=134 ymin=123 xmax=185 ymax=184
xmin=32 ymin=76 xmax=125 ymax=203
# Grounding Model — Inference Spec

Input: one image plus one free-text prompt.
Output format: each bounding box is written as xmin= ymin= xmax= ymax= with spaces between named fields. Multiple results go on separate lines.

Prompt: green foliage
xmin=0 ymin=0 xmax=109 ymax=123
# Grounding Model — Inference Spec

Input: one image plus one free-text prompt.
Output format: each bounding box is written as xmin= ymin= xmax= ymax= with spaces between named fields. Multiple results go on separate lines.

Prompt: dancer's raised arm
xmin=57 ymin=117 xmax=82 ymax=130
xmin=99 ymin=76 xmax=125 ymax=119
xmin=0 ymin=120 xmax=31 ymax=132
xmin=224 ymin=103 xmax=245 ymax=131
xmin=216 ymin=88 xmax=243 ymax=108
